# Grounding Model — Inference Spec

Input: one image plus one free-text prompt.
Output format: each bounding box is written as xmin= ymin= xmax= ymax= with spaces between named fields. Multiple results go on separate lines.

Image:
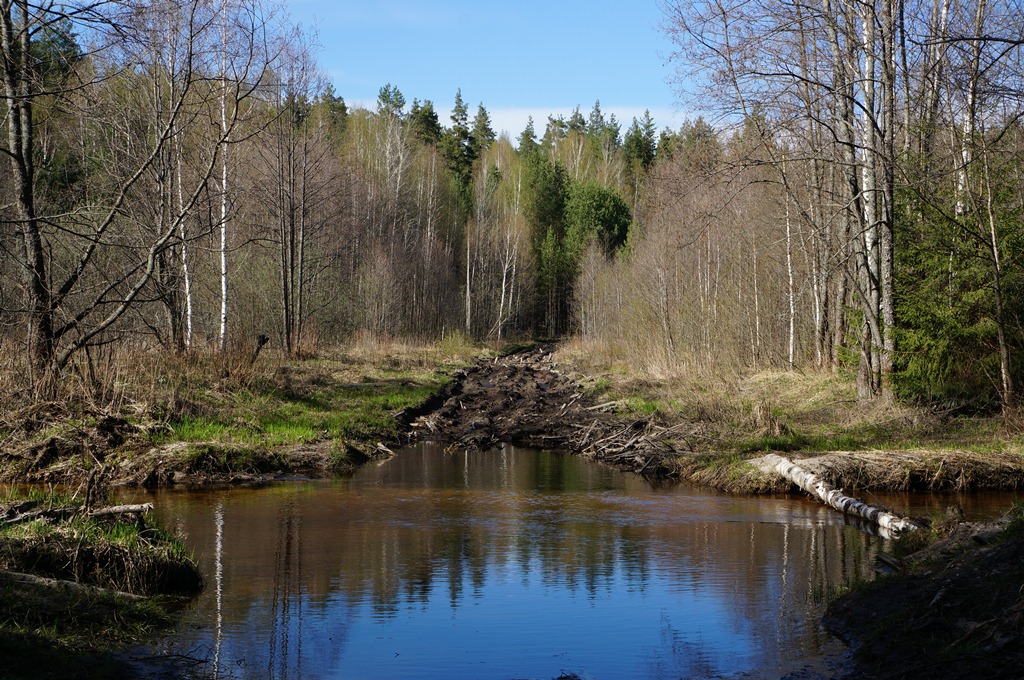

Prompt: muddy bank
xmin=5 ymin=345 xmax=1024 ymax=495
xmin=410 ymin=346 xmax=684 ymax=478
xmin=826 ymin=508 xmax=1024 ymax=679
xmin=406 ymin=346 xmax=1024 ymax=493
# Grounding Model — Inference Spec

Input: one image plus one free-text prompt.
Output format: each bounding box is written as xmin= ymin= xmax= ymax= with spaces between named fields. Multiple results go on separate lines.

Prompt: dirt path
xmin=409 ymin=346 xmax=683 ymax=478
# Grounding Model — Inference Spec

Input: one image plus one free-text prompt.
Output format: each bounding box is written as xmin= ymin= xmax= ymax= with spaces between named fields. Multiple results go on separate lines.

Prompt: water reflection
xmin=127 ymin=445 xmax=919 ymax=679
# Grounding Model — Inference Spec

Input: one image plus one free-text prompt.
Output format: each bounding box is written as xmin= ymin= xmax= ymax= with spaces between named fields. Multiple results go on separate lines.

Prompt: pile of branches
xmin=570 ymin=418 xmax=695 ymax=478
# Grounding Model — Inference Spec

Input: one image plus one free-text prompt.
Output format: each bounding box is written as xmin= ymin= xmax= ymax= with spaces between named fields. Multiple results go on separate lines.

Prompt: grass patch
xmin=623 ymin=397 xmax=664 ymax=416
xmin=0 ymin=489 xmax=202 ymax=678
xmin=0 ymin=577 xmax=173 ymax=680
xmin=137 ymin=344 xmax=472 ymax=461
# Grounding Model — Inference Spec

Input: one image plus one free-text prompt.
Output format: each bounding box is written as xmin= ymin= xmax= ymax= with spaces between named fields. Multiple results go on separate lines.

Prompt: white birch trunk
xmin=759 ymin=454 xmax=919 ymax=533
xmin=218 ymin=10 xmax=230 ymax=353
xmin=785 ymin=181 xmax=796 ymax=369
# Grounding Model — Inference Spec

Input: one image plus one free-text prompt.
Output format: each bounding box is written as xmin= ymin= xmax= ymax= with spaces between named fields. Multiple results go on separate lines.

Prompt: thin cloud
xmin=488 ymin=106 xmax=684 ymax=141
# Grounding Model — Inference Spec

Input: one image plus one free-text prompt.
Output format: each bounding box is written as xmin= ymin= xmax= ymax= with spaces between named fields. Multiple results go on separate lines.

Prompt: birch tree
xmin=0 ymin=0 xmax=279 ymax=390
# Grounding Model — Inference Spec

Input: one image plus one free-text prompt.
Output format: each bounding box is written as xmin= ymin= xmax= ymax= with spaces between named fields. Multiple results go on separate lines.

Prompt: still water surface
xmin=122 ymin=445 xmax=1011 ymax=679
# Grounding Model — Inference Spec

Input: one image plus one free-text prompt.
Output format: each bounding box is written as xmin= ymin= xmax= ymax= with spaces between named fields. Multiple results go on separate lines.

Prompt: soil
xmin=408 ymin=345 xmax=684 ymax=478
xmin=826 ymin=509 xmax=1024 ymax=679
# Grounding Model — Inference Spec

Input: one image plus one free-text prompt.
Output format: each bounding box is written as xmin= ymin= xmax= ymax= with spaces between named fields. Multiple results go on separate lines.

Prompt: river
xmin=121 ymin=444 xmax=1015 ymax=679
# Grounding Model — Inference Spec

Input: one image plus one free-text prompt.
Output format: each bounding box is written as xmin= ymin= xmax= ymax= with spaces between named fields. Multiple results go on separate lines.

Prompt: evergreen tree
xmin=409 ymin=98 xmax=442 ymax=145
xmin=470 ymin=103 xmax=496 ymax=159
xmin=518 ymin=116 xmax=539 ymax=155
xmin=587 ymin=101 xmax=605 ymax=135
xmin=565 ymin=183 xmax=632 ymax=258
xmin=524 ymin=154 xmax=570 ymax=334
xmin=624 ymin=110 xmax=657 ymax=171
xmin=441 ymin=89 xmax=474 ymax=188
xmin=567 ymin=106 xmax=586 ymax=133
xmin=318 ymin=84 xmax=348 ymax=136
xmin=657 ymin=127 xmax=679 ymax=160
xmin=542 ymin=114 xmax=567 ymax=150
xmin=376 ymin=83 xmax=405 ymax=118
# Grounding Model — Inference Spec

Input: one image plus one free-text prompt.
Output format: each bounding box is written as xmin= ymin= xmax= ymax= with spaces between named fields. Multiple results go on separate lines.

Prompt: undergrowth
xmin=558 ymin=338 xmax=1007 ymax=456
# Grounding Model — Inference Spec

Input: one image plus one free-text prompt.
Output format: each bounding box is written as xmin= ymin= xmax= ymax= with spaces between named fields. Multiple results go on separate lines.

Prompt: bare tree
xmin=0 ymin=0 xmax=280 ymax=391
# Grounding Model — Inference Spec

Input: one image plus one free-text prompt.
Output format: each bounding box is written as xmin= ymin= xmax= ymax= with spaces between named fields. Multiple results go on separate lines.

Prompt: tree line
xmin=644 ymin=0 xmax=1024 ymax=409
xmin=0 ymin=0 xmax=653 ymax=392
xmin=3 ymin=0 xmax=1022 ymax=411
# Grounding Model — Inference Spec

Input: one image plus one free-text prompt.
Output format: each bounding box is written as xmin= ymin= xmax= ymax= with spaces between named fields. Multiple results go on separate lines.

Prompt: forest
xmin=3 ymin=0 xmax=1024 ymax=411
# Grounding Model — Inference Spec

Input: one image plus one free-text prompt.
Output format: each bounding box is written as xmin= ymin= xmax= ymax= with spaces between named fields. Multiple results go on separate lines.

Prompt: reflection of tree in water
xmin=157 ymin=445 xmax=887 ymax=678
xmin=267 ymin=501 xmax=301 ymax=679
xmin=641 ymin=610 xmax=723 ymax=679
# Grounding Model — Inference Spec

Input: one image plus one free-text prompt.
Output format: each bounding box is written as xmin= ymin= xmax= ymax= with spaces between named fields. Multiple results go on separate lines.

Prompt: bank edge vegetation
xmin=2 ymin=0 xmax=1024 ymax=412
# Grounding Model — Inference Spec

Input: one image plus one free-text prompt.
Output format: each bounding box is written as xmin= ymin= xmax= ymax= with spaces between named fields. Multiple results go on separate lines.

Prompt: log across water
xmin=758 ymin=453 xmax=921 ymax=533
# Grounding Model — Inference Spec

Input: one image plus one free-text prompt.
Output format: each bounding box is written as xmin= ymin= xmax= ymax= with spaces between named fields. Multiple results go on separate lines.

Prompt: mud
xmin=409 ymin=346 xmax=683 ymax=478
xmin=826 ymin=509 xmax=1024 ymax=679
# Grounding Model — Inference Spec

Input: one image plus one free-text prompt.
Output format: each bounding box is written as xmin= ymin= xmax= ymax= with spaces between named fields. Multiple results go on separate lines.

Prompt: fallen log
xmin=759 ymin=453 xmax=920 ymax=534
xmin=0 ymin=569 xmax=145 ymax=600
xmin=88 ymin=503 xmax=154 ymax=517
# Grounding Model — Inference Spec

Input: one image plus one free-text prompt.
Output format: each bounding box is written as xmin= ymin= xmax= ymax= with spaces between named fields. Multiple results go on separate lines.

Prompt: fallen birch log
xmin=88 ymin=503 xmax=154 ymax=517
xmin=760 ymin=454 xmax=920 ymax=534
xmin=0 ymin=569 xmax=145 ymax=600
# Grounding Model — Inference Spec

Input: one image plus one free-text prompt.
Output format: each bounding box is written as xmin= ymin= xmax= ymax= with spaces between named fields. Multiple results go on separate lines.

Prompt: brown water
xmin=116 ymin=444 xmax=1018 ymax=679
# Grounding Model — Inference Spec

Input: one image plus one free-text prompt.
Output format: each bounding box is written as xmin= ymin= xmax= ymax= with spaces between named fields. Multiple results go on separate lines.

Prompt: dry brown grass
xmin=556 ymin=337 xmax=1007 ymax=455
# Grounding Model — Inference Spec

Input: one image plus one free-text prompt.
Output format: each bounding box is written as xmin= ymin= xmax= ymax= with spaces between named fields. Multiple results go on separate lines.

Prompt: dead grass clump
xmin=678 ymin=453 xmax=790 ymax=494
xmin=998 ymin=404 xmax=1024 ymax=437
xmin=0 ymin=512 xmax=203 ymax=596
xmin=750 ymin=400 xmax=792 ymax=437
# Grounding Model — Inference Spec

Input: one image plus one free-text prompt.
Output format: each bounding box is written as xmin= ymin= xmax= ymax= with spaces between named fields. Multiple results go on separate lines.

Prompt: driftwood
xmin=0 ymin=569 xmax=145 ymax=600
xmin=760 ymin=453 xmax=920 ymax=533
xmin=1 ymin=503 xmax=153 ymax=528
xmin=88 ymin=503 xmax=154 ymax=517
xmin=0 ymin=507 xmax=75 ymax=528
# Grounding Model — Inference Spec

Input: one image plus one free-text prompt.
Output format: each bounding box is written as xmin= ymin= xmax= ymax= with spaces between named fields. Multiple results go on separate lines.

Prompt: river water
xmin=122 ymin=444 xmax=1016 ymax=679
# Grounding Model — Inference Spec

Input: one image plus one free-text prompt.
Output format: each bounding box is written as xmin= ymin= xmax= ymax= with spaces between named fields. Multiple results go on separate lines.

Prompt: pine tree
xmin=410 ymin=99 xmax=442 ymax=145
xmin=441 ymin=89 xmax=474 ymax=188
xmin=518 ymin=116 xmax=539 ymax=155
xmin=624 ymin=110 xmax=657 ymax=170
xmin=470 ymin=103 xmax=496 ymax=159
xmin=376 ymin=83 xmax=406 ymax=118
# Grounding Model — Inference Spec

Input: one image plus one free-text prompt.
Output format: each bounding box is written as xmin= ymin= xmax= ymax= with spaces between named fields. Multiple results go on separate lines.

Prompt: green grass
xmin=0 ymin=577 xmax=173 ymax=680
xmin=733 ymin=432 xmax=866 ymax=453
xmin=623 ymin=397 xmax=663 ymax=416
xmin=151 ymin=372 xmax=452 ymax=452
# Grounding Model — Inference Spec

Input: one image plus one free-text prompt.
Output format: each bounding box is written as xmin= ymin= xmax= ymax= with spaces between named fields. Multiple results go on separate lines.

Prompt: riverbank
xmin=554 ymin=340 xmax=1024 ymax=494
xmin=0 ymin=492 xmax=202 ymax=679
xmin=0 ymin=338 xmax=480 ymax=489
xmin=4 ymin=339 xmax=1024 ymax=679
xmin=825 ymin=504 xmax=1024 ymax=679
xmin=4 ymin=339 xmax=1024 ymax=494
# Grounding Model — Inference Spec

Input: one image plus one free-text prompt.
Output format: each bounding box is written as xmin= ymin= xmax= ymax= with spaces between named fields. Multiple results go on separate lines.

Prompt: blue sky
xmin=283 ymin=0 xmax=683 ymax=140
